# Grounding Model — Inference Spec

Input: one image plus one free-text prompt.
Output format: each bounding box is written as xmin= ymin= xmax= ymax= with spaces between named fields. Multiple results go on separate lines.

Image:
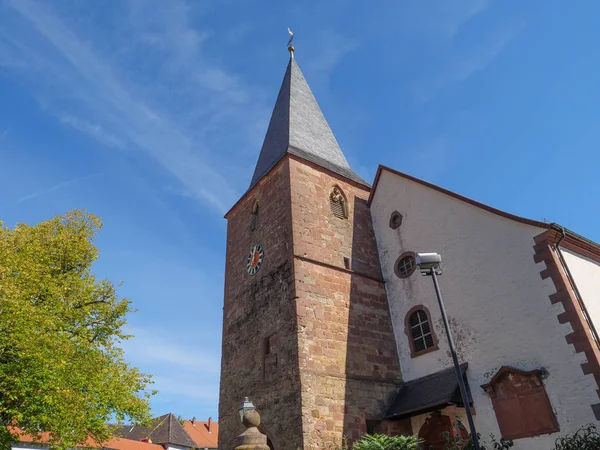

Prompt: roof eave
xmin=225 ymin=152 xmax=371 ymax=220
xmin=369 ymin=164 xmax=549 ymax=229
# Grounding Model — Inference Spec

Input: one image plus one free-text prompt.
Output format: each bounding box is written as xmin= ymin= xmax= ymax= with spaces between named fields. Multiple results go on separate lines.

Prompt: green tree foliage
xmin=352 ymin=433 xmax=423 ymax=450
xmin=0 ymin=211 xmax=153 ymax=450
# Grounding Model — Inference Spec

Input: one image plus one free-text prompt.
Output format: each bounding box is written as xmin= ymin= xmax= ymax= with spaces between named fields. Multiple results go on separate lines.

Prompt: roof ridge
xmin=167 ymin=413 xmax=172 ymax=442
xmin=403 ymin=363 xmax=468 ymax=385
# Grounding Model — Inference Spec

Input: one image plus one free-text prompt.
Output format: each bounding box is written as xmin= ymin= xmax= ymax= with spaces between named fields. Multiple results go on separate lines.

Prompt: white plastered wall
xmin=561 ymin=248 xmax=600 ymax=332
xmin=370 ymin=170 xmax=598 ymax=449
xmin=167 ymin=445 xmax=189 ymax=450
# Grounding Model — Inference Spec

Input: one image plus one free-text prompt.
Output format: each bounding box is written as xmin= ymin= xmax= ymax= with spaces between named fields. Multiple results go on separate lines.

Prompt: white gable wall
xmin=370 ymin=170 xmax=598 ymax=449
xmin=561 ymin=248 xmax=600 ymax=332
xmin=167 ymin=445 xmax=189 ymax=450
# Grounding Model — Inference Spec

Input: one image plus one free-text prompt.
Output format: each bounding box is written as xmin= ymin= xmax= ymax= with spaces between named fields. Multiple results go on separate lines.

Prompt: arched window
xmin=329 ymin=186 xmax=347 ymax=219
xmin=250 ymin=200 xmax=259 ymax=231
xmin=404 ymin=305 xmax=438 ymax=358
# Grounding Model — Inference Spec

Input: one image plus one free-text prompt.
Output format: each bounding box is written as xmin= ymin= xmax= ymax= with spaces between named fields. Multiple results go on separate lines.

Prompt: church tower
xmin=218 ymin=50 xmax=402 ymax=449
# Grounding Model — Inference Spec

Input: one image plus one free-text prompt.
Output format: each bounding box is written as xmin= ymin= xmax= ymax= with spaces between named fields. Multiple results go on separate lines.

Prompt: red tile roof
xmin=182 ymin=419 xmax=218 ymax=449
xmin=104 ymin=437 xmax=165 ymax=450
xmin=9 ymin=427 xmax=164 ymax=450
xmin=10 ymin=427 xmax=100 ymax=447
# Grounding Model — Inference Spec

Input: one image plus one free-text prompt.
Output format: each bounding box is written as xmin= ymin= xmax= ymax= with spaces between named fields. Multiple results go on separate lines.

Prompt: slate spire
xmin=250 ymin=55 xmax=368 ymax=188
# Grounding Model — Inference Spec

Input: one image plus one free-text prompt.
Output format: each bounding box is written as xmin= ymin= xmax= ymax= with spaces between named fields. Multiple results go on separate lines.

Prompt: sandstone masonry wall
xmin=219 ymin=159 xmax=303 ymax=450
xmin=288 ymin=157 xmax=402 ymax=446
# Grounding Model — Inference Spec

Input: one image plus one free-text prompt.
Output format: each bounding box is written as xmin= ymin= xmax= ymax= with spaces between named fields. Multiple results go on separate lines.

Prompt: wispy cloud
xmin=395 ymin=0 xmax=491 ymax=40
xmin=451 ymin=24 xmax=523 ymax=82
xmin=123 ymin=327 xmax=220 ymax=404
xmin=412 ymin=23 xmax=524 ymax=102
xmin=407 ymin=138 xmax=451 ymax=181
xmin=0 ymin=0 xmax=269 ymax=214
xmin=226 ymin=23 xmax=253 ymax=43
xmin=152 ymin=375 xmax=219 ymax=402
xmin=17 ymin=172 xmax=102 ymax=204
xmin=59 ymin=115 xmax=124 ymax=149
xmin=306 ymin=29 xmax=359 ymax=82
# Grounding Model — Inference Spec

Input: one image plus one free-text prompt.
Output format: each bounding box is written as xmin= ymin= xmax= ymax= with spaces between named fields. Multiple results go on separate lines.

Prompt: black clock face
xmin=246 ymin=244 xmax=264 ymax=276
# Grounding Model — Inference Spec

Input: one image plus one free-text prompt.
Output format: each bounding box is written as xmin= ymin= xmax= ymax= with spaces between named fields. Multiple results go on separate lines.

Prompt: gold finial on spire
xmin=287 ymin=27 xmax=295 ymax=57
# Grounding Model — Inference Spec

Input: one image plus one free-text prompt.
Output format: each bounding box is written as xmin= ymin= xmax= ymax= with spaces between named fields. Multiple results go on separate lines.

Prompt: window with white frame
xmin=409 ymin=309 xmax=434 ymax=353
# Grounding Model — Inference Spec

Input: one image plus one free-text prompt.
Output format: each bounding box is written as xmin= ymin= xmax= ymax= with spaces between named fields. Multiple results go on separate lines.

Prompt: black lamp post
xmin=415 ymin=253 xmax=481 ymax=450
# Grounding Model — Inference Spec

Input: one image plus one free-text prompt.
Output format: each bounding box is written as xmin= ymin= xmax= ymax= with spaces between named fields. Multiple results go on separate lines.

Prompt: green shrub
xmin=442 ymin=432 xmax=513 ymax=450
xmin=352 ymin=433 xmax=423 ymax=450
xmin=554 ymin=424 xmax=600 ymax=450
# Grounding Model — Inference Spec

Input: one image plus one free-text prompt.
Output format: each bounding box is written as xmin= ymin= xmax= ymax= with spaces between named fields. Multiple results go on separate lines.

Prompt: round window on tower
xmin=395 ymin=252 xmax=416 ymax=278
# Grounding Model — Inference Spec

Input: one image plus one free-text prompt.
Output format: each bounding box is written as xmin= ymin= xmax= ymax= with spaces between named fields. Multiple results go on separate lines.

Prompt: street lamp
xmin=415 ymin=253 xmax=481 ymax=450
xmin=239 ymin=397 xmax=255 ymax=423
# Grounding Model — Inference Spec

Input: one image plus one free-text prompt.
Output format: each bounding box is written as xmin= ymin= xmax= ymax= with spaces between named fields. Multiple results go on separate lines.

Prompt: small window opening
xmin=250 ymin=200 xmax=259 ymax=231
xmin=343 ymin=257 xmax=351 ymax=270
xmin=409 ymin=310 xmax=434 ymax=353
xmin=389 ymin=211 xmax=403 ymax=229
xmin=366 ymin=420 xmax=381 ymax=435
xmin=329 ymin=186 xmax=347 ymax=219
xmin=395 ymin=253 xmax=416 ymax=278
xmin=263 ymin=333 xmax=278 ymax=381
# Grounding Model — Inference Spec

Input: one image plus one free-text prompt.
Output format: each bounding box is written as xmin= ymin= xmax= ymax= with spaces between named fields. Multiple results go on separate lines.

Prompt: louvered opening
xmin=250 ymin=200 xmax=259 ymax=231
xmin=330 ymin=198 xmax=346 ymax=219
xmin=329 ymin=186 xmax=347 ymax=219
xmin=250 ymin=213 xmax=258 ymax=231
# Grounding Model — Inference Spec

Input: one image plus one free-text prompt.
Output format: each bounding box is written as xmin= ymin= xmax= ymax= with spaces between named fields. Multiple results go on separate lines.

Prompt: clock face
xmin=246 ymin=244 xmax=264 ymax=276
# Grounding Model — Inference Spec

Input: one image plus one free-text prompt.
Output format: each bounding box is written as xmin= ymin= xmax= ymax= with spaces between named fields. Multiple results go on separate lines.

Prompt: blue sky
xmin=1 ymin=0 xmax=599 ymax=421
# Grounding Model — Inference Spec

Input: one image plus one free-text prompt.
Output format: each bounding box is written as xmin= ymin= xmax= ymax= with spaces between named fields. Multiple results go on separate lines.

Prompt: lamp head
xmin=238 ymin=397 xmax=255 ymax=423
xmin=416 ymin=252 xmax=443 ymax=275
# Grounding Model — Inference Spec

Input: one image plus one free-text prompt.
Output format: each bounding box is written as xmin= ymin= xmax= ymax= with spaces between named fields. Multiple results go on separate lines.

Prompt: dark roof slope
xmin=385 ymin=364 xmax=472 ymax=420
xmin=114 ymin=413 xmax=196 ymax=448
xmin=249 ymin=56 xmax=368 ymax=189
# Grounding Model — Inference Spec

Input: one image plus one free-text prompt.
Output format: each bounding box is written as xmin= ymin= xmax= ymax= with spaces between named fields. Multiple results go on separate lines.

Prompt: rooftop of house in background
xmin=113 ymin=413 xmax=197 ymax=449
xmin=182 ymin=418 xmax=219 ymax=449
xmin=11 ymin=427 xmax=164 ymax=450
xmin=11 ymin=414 xmax=218 ymax=450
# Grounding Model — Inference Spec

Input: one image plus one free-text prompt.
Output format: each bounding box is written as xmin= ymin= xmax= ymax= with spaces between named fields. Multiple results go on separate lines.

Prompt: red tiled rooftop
xmin=104 ymin=437 xmax=164 ymax=450
xmin=9 ymin=427 xmax=164 ymax=450
xmin=182 ymin=419 xmax=218 ymax=449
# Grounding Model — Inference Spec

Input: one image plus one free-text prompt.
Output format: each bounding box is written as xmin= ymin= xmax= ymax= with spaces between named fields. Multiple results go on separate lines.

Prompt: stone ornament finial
xmin=330 ymin=187 xmax=344 ymax=204
xmin=235 ymin=409 xmax=270 ymax=450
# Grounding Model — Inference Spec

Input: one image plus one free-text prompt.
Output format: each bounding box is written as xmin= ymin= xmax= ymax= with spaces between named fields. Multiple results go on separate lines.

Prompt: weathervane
xmin=287 ymin=27 xmax=295 ymax=56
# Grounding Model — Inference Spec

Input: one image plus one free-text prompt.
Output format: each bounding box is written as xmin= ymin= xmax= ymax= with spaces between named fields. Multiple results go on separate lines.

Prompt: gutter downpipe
xmin=554 ymin=226 xmax=600 ymax=350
